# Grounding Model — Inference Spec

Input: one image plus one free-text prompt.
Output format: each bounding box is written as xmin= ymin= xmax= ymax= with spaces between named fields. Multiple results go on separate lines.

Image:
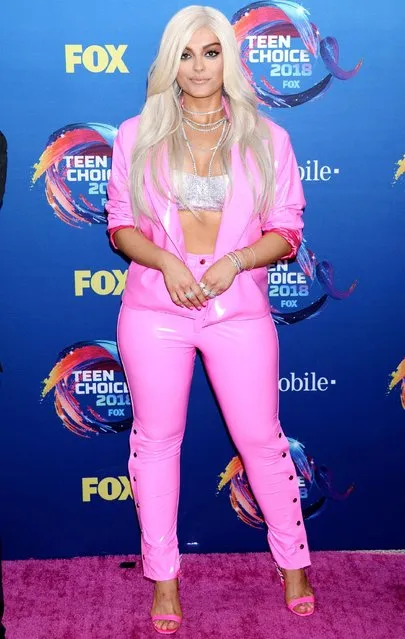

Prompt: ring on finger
xmin=184 ymin=290 xmax=196 ymax=300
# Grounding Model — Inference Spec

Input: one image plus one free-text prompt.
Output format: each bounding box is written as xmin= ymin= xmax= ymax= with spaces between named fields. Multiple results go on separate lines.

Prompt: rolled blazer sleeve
xmin=105 ymin=123 xmax=135 ymax=249
xmin=261 ymin=130 xmax=305 ymax=259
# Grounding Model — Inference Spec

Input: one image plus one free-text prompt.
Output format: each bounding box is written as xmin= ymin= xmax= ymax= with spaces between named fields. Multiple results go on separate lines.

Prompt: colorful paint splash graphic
xmin=387 ymin=358 xmax=405 ymax=410
xmin=41 ymin=340 xmax=132 ymax=437
xmin=393 ymin=155 xmax=405 ymax=184
xmin=270 ymin=237 xmax=358 ymax=325
xmin=232 ymin=1 xmax=362 ymax=108
xmin=218 ymin=439 xmax=354 ymax=526
xmin=32 ymin=123 xmax=117 ymax=227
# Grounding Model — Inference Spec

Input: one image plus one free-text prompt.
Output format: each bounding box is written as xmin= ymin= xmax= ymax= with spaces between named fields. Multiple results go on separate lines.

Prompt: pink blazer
xmin=105 ymin=111 xmax=305 ymax=327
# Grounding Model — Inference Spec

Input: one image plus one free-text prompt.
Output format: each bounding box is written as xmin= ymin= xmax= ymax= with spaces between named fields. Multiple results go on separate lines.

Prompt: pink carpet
xmin=3 ymin=551 xmax=404 ymax=638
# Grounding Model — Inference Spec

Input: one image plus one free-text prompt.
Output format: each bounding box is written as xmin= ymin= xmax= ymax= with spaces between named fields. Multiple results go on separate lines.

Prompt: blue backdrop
xmin=1 ymin=0 xmax=404 ymax=560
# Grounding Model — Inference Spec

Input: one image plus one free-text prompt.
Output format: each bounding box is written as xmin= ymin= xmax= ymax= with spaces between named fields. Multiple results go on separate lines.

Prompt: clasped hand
xmin=161 ymin=254 xmax=238 ymax=310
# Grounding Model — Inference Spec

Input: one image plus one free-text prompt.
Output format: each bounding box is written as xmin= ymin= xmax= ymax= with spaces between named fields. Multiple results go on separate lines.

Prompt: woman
xmin=106 ymin=5 xmax=315 ymax=634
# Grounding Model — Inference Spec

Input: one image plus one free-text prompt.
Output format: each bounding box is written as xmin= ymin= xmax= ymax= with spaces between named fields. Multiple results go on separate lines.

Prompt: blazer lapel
xmin=212 ymin=143 xmax=255 ymax=263
xmin=145 ymin=147 xmax=187 ymax=261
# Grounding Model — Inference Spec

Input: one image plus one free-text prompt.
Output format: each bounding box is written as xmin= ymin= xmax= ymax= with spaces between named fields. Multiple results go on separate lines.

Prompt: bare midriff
xmin=177 ymin=209 xmax=222 ymax=254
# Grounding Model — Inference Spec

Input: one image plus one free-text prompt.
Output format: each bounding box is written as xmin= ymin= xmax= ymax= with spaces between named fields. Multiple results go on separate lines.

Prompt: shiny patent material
xmin=117 ymin=253 xmax=311 ymax=581
xmin=105 ymin=102 xmax=305 ymax=327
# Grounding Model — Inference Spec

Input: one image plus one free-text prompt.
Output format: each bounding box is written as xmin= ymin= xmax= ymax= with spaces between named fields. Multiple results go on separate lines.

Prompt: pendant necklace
xmin=181 ymin=119 xmax=229 ymax=185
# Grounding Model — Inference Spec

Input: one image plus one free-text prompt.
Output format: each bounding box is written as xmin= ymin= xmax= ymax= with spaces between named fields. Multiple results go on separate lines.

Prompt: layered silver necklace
xmin=180 ymin=105 xmax=229 ymax=180
xmin=183 ymin=104 xmax=223 ymax=116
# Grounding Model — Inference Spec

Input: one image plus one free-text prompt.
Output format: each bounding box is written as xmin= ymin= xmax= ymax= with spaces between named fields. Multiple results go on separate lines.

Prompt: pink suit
xmin=106 ymin=104 xmax=311 ymax=580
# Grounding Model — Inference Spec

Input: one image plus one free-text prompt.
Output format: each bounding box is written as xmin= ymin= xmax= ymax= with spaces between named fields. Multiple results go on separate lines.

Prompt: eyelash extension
xmin=181 ymin=49 xmax=221 ymax=60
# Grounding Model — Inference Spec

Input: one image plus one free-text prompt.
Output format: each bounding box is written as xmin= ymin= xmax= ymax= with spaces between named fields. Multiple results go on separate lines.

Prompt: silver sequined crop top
xmin=173 ymin=170 xmax=229 ymax=212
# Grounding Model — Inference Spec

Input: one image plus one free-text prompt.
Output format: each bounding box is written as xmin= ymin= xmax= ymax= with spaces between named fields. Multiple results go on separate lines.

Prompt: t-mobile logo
xmin=279 ymin=372 xmax=337 ymax=392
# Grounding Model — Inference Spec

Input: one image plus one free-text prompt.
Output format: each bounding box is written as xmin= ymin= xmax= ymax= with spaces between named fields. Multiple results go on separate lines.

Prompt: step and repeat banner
xmin=0 ymin=0 xmax=404 ymax=560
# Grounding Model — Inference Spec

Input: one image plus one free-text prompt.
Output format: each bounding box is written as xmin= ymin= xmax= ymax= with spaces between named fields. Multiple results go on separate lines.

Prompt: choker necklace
xmin=182 ymin=104 xmax=223 ymax=116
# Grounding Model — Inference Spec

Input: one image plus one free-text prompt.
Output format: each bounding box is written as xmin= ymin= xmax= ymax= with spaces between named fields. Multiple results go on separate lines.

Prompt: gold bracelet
xmin=240 ymin=246 xmax=256 ymax=270
xmin=246 ymin=246 xmax=256 ymax=270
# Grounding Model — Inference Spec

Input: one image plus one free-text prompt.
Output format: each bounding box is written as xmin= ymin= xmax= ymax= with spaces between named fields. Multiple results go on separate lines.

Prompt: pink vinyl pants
xmin=117 ymin=252 xmax=311 ymax=581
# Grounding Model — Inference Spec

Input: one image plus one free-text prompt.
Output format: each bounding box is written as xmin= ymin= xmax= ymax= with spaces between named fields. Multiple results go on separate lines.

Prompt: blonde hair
xmin=129 ymin=4 xmax=275 ymax=225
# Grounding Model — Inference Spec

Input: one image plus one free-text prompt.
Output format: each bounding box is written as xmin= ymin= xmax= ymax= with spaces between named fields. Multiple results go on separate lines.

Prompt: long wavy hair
xmin=129 ymin=5 xmax=275 ymax=225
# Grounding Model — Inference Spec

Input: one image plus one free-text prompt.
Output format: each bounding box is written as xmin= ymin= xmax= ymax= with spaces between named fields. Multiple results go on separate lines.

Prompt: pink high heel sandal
xmin=274 ymin=561 xmax=315 ymax=617
xmin=151 ymin=572 xmax=183 ymax=635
